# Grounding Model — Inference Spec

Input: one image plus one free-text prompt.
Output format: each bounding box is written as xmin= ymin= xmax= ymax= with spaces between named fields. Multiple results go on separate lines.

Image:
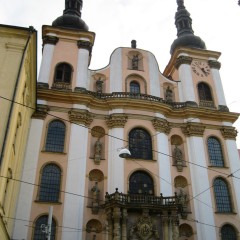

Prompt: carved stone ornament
xmin=43 ymin=35 xmax=59 ymax=45
xmin=68 ymin=110 xmax=94 ymax=126
xmin=77 ymin=40 xmax=93 ymax=52
xmin=32 ymin=105 xmax=49 ymax=119
xmin=91 ymin=126 xmax=105 ymax=138
xmin=152 ymin=118 xmax=171 ymax=134
xmin=181 ymin=123 xmax=205 ymax=137
xmin=129 ymin=210 xmax=159 ymax=240
xmin=208 ymin=60 xmax=221 ymax=70
xmin=105 ymin=114 xmax=128 ymax=128
xmin=220 ymin=127 xmax=238 ymax=140
xmin=175 ymin=56 xmax=192 ymax=69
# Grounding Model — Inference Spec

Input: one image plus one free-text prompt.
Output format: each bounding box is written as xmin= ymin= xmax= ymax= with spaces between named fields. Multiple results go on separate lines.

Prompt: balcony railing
xmin=199 ymin=100 xmax=215 ymax=108
xmin=104 ymin=190 xmax=179 ymax=207
xmin=51 ymin=82 xmax=71 ymax=90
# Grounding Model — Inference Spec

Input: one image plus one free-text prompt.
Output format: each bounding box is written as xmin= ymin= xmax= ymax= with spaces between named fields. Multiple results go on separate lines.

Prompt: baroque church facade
xmin=12 ymin=0 xmax=240 ymax=239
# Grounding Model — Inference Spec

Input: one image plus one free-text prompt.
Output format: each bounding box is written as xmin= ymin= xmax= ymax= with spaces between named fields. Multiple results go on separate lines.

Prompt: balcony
xmin=199 ymin=100 xmax=215 ymax=108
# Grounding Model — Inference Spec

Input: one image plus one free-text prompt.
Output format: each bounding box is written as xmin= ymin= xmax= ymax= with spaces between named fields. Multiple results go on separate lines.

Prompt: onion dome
xmin=170 ymin=0 xmax=206 ymax=54
xmin=52 ymin=0 xmax=89 ymax=31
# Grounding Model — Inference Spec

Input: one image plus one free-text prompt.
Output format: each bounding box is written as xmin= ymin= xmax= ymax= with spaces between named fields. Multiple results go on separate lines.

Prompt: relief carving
xmin=175 ymin=56 xmax=192 ymax=69
xmin=43 ymin=36 xmax=59 ymax=45
xmin=181 ymin=123 xmax=205 ymax=137
xmin=68 ymin=110 xmax=94 ymax=126
xmin=220 ymin=127 xmax=238 ymax=140
xmin=106 ymin=114 xmax=128 ymax=128
xmin=77 ymin=40 xmax=93 ymax=52
xmin=208 ymin=60 xmax=221 ymax=70
xmin=152 ymin=118 xmax=171 ymax=134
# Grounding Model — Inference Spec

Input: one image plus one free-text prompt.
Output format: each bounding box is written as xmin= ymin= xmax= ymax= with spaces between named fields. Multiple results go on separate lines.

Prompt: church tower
xmin=13 ymin=0 xmax=240 ymax=239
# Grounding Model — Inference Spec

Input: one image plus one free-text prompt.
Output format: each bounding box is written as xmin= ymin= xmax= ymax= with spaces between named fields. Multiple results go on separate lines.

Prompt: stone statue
xmin=96 ymin=77 xmax=103 ymax=93
xmin=91 ymin=182 xmax=100 ymax=202
xmin=178 ymin=188 xmax=187 ymax=206
xmin=94 ymin=138 xmax=102 ymax=164
xmin=132 ymin=54 xmax=139 ymax=70
xmin=165 ymin=86 xmax=173 ymax=102
xmin=173 ymin=145 xmax=183 ymax=171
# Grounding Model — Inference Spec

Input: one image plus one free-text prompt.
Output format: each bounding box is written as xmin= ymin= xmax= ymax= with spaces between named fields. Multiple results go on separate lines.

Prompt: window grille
xmin=207 ymin=137 xmax=224 ymax=167
xmin=214 ymin=178 xmax=232 ymax=213
xmin=129 ymin=128 xmax=152 ymax=160
xmin=221 ymin=224 xmax=237 ymax=240
xmin=45 ymin=120 xmax=65 ymax=153
xmin=129 ymin=171 xmax=154 ymax=195
xmin=39 ymin=164 xmax=61 ymax=202
xmin=33 ymin=215 xmax=56 ymax=240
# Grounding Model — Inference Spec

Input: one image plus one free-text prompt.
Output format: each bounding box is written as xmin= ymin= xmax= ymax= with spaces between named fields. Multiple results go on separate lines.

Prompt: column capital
xmin=43 ymin=35 xmax=59 ymax=45
xmin=32 ymin=104 xmax=49 ymax=120
xmin=220 ymin=126 xmax=238 ymax=140
xmin=68 ymin=110 xmax=94 ymax=126
xmin=152 ymin=118 xmax=171 ymax=134
xmin=175 ymin=56 xmax=192 ymax=69
xmin=77 ymin=40 xmax=93 ymax=52
xmin=208 ymin=60 xmax=221 ymax=70
xmin=181 ymin=123 xmax=205 ymax=137
xmin=106 ymin=114 xmax=128 ymax=128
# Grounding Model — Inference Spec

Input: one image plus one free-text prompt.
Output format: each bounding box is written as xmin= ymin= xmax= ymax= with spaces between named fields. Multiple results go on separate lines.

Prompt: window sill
xmin=35 ymin=200 xmax=62 ymax=205
xmin=215 ymin=211 xmax=237 ymax=215
xmin=208 ymin=165 xmax=229 ymax=169
xmin=41 ymin=150 xmax=67 ymax=155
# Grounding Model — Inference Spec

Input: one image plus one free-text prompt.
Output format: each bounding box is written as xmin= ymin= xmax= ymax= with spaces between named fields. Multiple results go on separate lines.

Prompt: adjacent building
xmin=0 ymin=24 xmax=37 ymax=239
xmin=13 ymin=0 xmax=240 ymax=239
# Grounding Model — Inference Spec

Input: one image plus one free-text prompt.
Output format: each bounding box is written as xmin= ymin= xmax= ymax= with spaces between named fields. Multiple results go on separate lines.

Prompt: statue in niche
xmin=173 ymin=145 xmax=183 ymax=172
xmin=178 ymin=188 xmax=187 ymax=206
xmin=132 ymin=54 xmax=139 ymax=70
xmin=165 ymin=86 xmax=173 ymax=102
xmin=94 ymin=138 xmax=102 ymax=164
xmin=91 ymin=182 xmax=100 ymax=202
xmin=96 ymin=77 xmax=103 ymax=93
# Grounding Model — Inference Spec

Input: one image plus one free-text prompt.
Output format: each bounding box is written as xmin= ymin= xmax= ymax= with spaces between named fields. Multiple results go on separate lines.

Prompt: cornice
xmin=220 ymin=126 xmax=238 ymax=140
xmin=152 ymin=118 xmax=171 ymax=134
xmin=181 ymin=123 xmax=206 ymax=137
xmin=105 ymin=114 xmax=128 ymax=128
xmin=37 ymin=89 xmax=239 ymax=124
xmin=68 ymin=109 xmax=94 ymax=126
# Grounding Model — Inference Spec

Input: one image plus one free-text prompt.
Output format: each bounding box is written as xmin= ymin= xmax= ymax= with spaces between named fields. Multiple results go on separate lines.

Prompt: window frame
xmin=45 ymin=120 xmax=66 ymax=153
xmin=38 ymin=163 xmax=62 ymax=203
xmin=220 ymin=224 xmax=237 ymax=240
xmin=129 ymin=128 xmax=153 ymax=160
xmin=54 ymin=62 xmax=73 ymax=84
xmin=130 ymin=81 xmax=140 ymax=94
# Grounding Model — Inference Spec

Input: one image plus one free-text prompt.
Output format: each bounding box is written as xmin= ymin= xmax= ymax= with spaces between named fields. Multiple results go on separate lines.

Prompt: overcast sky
xmin=1 ymin=0 xmax=240 ymax=147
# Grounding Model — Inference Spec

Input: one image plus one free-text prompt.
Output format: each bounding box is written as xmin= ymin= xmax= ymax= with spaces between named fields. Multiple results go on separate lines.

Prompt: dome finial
xmin=52 ymin=0 xmax=89 ymax=31
xmin=170 ymin=0 xmax=206 ymax=54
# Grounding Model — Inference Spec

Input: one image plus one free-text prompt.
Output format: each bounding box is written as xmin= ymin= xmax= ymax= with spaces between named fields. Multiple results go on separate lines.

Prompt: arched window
xmin=39 ymin=164 xmax=61 ymax=202
xmin=207 ymin=137 xmax=224 ymax=167
xmin=129 ymin=171 xmax=154 ymax=195
xmin=221 ymin=224 xmax=237 ymax=240
xmin=33 ymin=215 xmax=56 ymax=240
xmin=198 ymin=82 xmax=213 ymax=101
xmin=54 ymin=63 xmax=72 ymax=83
xmin=129 ymin=128 xmax=152 ymax=160
xmin=214 ymin=178 xmax=232 ymax=213
xmin=130 ymin=81 xmax=140 ymax=94
xmin=45 ymin=120 xmax=66 ymax=153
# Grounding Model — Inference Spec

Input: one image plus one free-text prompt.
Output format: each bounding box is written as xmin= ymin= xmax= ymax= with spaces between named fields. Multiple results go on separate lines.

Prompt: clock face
xmin=192 ymin=61 xmax=210 ymax=77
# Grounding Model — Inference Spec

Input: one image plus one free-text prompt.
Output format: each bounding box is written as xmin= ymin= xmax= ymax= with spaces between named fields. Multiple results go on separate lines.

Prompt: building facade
xmin=13 ymin=0 xmax=240 ymax=239
xmin=0 ymin=25 xmax=37 ymax=239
